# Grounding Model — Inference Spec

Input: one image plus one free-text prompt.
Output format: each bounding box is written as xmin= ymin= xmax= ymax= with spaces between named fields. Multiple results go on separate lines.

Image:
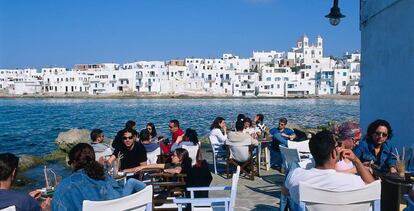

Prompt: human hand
xmin=29 ymin=190 xmax=42 ymax=199
xmin=40 ymin=197 xmax=52 ymax=210
xmin=338 ymin=148 xmax=359 ymax=163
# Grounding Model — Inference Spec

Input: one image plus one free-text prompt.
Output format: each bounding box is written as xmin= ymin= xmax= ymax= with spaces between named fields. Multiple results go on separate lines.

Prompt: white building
xmin=233 ymin=72 xmax=258 ymax=97
xmin=0 ymin=69 xmax=42 ymax=94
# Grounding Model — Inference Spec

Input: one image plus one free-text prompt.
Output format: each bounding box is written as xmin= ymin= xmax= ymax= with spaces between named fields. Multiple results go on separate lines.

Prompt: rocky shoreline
xmin=0 ymin=93 xmax=359 ymax=100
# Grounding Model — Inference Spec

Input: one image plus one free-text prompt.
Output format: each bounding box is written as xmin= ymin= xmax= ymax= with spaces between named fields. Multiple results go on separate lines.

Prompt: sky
xmin=0 ymin=0 xmax=360 ymax=69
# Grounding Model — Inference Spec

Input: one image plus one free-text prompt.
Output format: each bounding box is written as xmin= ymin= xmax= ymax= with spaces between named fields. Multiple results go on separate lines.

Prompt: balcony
xmin=221 ymin=78 xmax=231 ymax=83
xmin=205 ymin=78 xmax=215 ymax=83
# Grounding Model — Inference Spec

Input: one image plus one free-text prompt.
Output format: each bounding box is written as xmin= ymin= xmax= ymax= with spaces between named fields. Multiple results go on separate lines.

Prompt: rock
xmin=55 ymin=128 xmax=91 ymax=153
xmin=18 ymin=155 xmax=43 ymax=171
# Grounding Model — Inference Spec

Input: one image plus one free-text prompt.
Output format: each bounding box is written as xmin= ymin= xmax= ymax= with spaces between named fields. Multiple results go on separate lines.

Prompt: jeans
xmin=270 ymin=133 xmax=289 ymax=167
xmin=122 ymin=178 xmax=146 ymax=196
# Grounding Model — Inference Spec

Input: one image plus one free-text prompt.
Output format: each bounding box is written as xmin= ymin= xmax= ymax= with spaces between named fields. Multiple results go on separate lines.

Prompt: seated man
xmin=0 ymin=153 xmax=50 ymax=210
xmin=269 ymin=117 xmax=296 ymax=170
xmin=227 ymin=120 xmax=259 ymax=163
xmin=90 ymin=129 xmax=113 ymax=161
xmin=284 ymin=130 xmax=375 ymax=202
xmin=108 ymin=128 xmax=147 ymax=173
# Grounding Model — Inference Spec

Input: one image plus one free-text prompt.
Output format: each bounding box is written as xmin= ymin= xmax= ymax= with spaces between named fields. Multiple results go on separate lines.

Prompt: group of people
xmin=208 ymin=113 xmax=298 ymax=171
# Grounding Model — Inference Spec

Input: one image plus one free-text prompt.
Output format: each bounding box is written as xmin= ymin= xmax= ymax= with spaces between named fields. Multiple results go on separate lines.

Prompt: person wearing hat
xmin=335 ymin=121 xmax=362 ymax=174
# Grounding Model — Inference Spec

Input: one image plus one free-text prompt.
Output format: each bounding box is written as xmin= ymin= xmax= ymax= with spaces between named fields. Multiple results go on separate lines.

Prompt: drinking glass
xmin=396 ymin=161 xmax=405 ymax=178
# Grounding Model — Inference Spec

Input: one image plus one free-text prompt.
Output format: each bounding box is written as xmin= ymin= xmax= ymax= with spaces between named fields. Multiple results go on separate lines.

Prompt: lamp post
xmin=325 ymin=0 xmax=346 ymax=26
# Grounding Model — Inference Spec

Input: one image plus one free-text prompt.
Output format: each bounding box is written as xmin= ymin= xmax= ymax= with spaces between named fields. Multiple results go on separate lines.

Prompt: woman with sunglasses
xmin=353 ymin=119 xmax=397 ymax=173
xmin=335 ymin=121 xmax=362 ymax=174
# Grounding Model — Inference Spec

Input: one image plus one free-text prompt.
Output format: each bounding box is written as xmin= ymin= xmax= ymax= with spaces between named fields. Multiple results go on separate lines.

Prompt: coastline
xmin=0 ymin=93 xmax=360 ymax=100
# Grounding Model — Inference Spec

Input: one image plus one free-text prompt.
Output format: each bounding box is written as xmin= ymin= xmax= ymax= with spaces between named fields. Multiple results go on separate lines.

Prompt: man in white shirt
xmin=284 ymin=130 xmax=375 ymax=202
xmin=227 ymin=121 xmax=258 ymax=162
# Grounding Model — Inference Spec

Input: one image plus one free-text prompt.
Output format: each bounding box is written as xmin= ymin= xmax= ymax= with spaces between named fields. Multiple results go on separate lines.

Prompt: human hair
xmin=170 ymin=119 xmax=180 ymax=128
xmin=123 ymin=128 xmax=138 ymax=137
xmin=309 ymin=130 xmax=337 ymax=167
xmin=256 ymin=114 xmax=264 ymax=123
xmin=279 ymin=117 xmax=288 ymax=124
xmin=90 ymin=129 xmax=103 ymax=142
xmin=185 ymin=128 xmax=199 ymax=145
xmin=175 ymin=148 xmax=192 ymax=174
xmin=237 ymin=114 xmax=246 ymax=122
xmin=336 ymin=121 xmax=361 ymax=141
xmin=367 ymin=119 xmax=393 ymax=140
xmin=0 ymin=153 xmax=19 ymax=181
xmin=243 ymin=117 xmax=253 ymax=127
xmin=125 ymin=120 xmax=136 ymax=129
xmin=68 ymin=143 xmax=105 ymax=180
xmin=146 ymin=122 xmax=157 ymax=137
xmin=235 ymin=120 xmax=244 ymax=131
xmin=210 ymin=117 xmax=225 ymax=130
xmin=139 ymin=129 xmax=150 ymax=143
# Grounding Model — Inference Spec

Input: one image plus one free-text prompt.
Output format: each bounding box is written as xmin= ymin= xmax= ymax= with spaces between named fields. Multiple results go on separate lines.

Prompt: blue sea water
xmin=0 ymin=98 xmax=359 ymax=156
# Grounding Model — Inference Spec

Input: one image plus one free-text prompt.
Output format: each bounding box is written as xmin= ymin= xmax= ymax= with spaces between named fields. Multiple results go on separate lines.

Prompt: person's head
xmin=255 ymin=114 xmax=264 ymax=124
xmin=336 ymin=121 xmax=362 ymax=150
xmin=172 ymin=148 xmax=192 ymax=174
xmin=125 ymin=120 xmax=136 ymax=130
xmin=169 ymin=119 xmax=180 ymax=133
xmin=0 ymin=153 xmax=19 ymax=183
xmin=243 ymin=117 xmax=253 ymax=129
xmin=184 ymin=128 xmax=199 ymax=145
xmin=278 ymin=118 xmax=288 ymax=130
xmin=122 ymin=128 xmax=138 ymax=149
xmin=146 ymin=122 xmax=157 ymax=137
xmin=237 ymin=114 xmax=246 ymax=122
xmin=68 ymin=143 xmax=105 ymax=180
xmin=90 ymin=129 xmax=104 ymax=143
xmin=235 ymin=120 xmax=244 ymax=132
xmin=367 ymin=119 xmax=393 ymax=146
xmin=139 ymin=129 xmax=151 ymax=144
xmin=210 ymin=117 xmax=226 ymax=130
xmin=309 ymin=130 xmax=340 ymax=167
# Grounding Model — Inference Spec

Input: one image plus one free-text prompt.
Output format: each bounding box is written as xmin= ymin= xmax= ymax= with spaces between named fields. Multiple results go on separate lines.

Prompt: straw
xmin=395 ymin=148 xmax=400 ymax=162
xmin=402 ymin=146 xmax=405 ymax=161
xmin=44 ymin=165 xmax=50 ymax=189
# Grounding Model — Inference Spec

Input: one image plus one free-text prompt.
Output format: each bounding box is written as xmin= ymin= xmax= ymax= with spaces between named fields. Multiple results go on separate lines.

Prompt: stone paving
xmin=201 ymin=144 xmax=284 ymax=211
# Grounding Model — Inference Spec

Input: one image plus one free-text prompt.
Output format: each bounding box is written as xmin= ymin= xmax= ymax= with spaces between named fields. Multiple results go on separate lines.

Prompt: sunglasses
xmin=147 ymin=127 xmax=152 ymax=130
xmin=279 ymin=123 xmax=286 ymax=126
xmin=374 ymin=131 xmax=388 ymax=138
xmin=123 ymin=136 xmax=134 ymax=140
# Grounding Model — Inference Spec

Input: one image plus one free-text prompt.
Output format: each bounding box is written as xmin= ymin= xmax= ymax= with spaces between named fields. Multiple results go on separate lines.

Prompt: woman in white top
xmin=243 ymin=117 xmax=256 ymax=138
xmin=209 ymin=117 xmax=228 ymax=145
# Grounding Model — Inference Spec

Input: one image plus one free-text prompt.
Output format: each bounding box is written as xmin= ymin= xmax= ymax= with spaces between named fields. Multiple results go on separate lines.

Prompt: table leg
xmin=257 ymin=144 xmax=261 ymax=176
xmin=264 ymin=143 xmax=270 ymax=171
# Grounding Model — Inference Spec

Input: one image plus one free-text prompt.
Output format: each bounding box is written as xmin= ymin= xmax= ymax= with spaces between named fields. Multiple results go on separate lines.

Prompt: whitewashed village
xmin=0 ymin=35 xmax=360 ymax=97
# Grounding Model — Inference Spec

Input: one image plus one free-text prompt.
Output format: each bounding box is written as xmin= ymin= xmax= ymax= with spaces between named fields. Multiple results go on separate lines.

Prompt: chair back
xmin=230 ymin=166 xmax=241 ymax=210
xmin=280 ymin=146 xmax=300 ymax=169
xmin=405 ymin=194 xmax=414 ymax=211
xmin=287 ymin=140 xmax=310 ymax=153
xmin=0 ymin=206 xmax=16 ymax=211
xmin=298 ymin=180 xmax=381 ymax=211
xmin=83 ymin=185 xmax=153 ymax=211
xmin=181 ymin=144 xmax=199 ymax=166
xmin=147 ymin=147 xmax=160 ymax=165
xmin=209 ymin=137 xmax=226 ymax=174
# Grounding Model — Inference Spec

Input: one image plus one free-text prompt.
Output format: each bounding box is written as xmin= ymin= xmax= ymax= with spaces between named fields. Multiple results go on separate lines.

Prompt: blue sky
xmin=0 ymin=0 xmax=360 ymax=69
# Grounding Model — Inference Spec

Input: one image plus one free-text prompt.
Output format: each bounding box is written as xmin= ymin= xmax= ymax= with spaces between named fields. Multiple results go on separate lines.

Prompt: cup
xmin=396 ymin=161 xmax=405 ymax=178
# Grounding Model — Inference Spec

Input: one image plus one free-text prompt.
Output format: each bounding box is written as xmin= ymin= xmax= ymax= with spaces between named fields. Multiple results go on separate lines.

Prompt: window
xmin=343 ymin=72 xmax=347 ymax=76
xmin=266 ymin=77 xmax=271 ymax=81
xmin=342 ymin=81 xmax=346 ymax=86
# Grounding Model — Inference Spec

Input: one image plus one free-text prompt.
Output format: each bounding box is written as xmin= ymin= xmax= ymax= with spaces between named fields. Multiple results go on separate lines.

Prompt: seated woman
xmin=335 ymin=121 xmax=362 ymax=174
xmin=140 ymin=129 xmax=160 ymax=153
xmin=146 ymin=122 xmax=160 ymax=143
xmin=209 ymin=117 xmax=228 ymax=145
xmin=243 ymin=117 xmax=256 ymax=138
xmin=171 ymin=128 xmax=199 ymax=153
xmin=353 ymin=119 xmax=397 ymax=173
xmin=52 ymin=143 xmax=146 ymax=210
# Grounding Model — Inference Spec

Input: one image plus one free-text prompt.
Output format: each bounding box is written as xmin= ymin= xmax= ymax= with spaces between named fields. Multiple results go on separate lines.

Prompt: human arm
xmin=175 ymin=134 xmax=184 ymax=144
xmin=124 ymin=164 xmax=166 ymax=173
xmin=212 ymin=128 xmax=228 ymax=144
xmin=107 ymin=155 xmax=116 ymax=164
xmin=340 ymin=148 xmax=375 ymax=184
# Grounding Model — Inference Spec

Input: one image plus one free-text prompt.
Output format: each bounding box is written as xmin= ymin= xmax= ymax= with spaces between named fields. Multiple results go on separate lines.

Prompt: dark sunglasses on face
xmin=123 ymin=136 xmax=134 ymax=140
xmin=147 ymin=127 xmax=152 ymax=130
xmin=279 ymin=123 xmax=285 ymax=126
xmin=374 ymin=131 xmax=388 ymax=138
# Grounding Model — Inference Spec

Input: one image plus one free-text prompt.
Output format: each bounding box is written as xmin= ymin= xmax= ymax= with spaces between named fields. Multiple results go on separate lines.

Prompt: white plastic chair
xmin=287 ymin=140 xmax=310 ymax=153
xmin=181 ymin=144 xmax=200 ymax=166
xmin=174 ymin=166 xmax=240 ymax=211
xmin=83 ymin=185 xmax=153 ymax=211
xmin=0 ymin=206 xmax=16 ymax=211
xmin=280 ymin=145 xmax=313 ymax=169
xmin=209 ymin=138 xmax=227 ymax=174
xmin=405 ymin=194 xmax=414 ymax=211
xmin=297 ymin=180 xmax=381 ymax=211
xmin=147 ymin=147 xmax=160 ymax=165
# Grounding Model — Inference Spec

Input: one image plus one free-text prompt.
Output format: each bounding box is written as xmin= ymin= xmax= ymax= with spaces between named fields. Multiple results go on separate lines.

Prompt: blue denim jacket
xmin=353 ymin=138 xmax=397 ymax=173
xmin=52 ymin=169 xmax=123 ymax=211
